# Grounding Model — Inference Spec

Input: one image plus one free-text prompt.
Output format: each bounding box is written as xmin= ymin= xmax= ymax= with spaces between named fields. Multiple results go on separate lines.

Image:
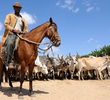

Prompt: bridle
xmin=47 ymin=25 xmax=61 ymax=46
xmin=38 ymin=24 xmax=61 ymax=54
xmin=16 ymin=24 xmax=60 ymax=54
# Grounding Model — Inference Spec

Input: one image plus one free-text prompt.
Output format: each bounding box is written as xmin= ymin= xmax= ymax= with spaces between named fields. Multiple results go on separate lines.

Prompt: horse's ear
xmin=49 ymin=17 xmax=53 ymax=24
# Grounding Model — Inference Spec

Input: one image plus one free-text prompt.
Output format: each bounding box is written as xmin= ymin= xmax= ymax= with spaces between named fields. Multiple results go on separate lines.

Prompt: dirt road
xmin=0 ymin=79 xmax=110 ymax=100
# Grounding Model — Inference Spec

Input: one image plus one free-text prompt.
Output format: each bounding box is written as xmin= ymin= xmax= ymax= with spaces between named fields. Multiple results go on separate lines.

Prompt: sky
xmin=0 ymin=0 xmax=110 ymax=58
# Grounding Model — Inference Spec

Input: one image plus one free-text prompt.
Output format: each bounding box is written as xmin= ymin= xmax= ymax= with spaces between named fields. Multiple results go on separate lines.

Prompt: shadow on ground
xmin=1 ymin=86 xmax=49 ymax=97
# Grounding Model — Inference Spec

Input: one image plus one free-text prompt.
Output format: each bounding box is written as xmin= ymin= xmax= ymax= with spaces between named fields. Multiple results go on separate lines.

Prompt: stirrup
xmin=8 ymin=63 xmax=14 ymax=69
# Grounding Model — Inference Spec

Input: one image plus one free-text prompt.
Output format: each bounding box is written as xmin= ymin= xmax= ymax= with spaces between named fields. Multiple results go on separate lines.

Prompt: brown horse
xmin=0 ymin=18 xmax=61 ymax=99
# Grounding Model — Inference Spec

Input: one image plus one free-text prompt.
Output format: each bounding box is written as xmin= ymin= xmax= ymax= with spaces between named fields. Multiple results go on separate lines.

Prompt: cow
xmin=58 ymin=54 xmax=75 ymax=80
xmin=46 ymin=53 xmax=61 ymax=79
xmin=74 ymin=55 xmax=110 ymax=80
xmin=34 ymin=56 xmax=48 ymax=81
xmin=58 ymin=55 xmax=69 ymax=79
xmin=67 ymin=53 xmax=75 ymax=79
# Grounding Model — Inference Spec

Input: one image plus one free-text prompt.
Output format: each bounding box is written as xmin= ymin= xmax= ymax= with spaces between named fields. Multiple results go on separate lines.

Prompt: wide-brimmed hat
xmin=13 ymin=2 xmax=22 ymax=8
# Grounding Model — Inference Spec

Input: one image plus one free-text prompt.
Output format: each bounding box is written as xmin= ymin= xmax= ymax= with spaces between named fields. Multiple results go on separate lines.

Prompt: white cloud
xmin=83 ymin=0 xmax=91 ymax=6
xmin=45 ymin=46 xmax=60 ymax=53
xmin=52 ymin=47 xmax=60 ymax=53
xmin=86 ymin=3 xmax=90 ymax=6
xmin=72 ymin=7 xmax=79 ymax=13
xmin=68 ymin=6 xmax=74 ymax=10
xmin=96 ymin=45 xmax=101 ymax=48
xmin=0 ymin=35 xmax=2 ymax=41
xmin=87 ymin=38 xmax=93 ymax=43
xmin=57 ymin=0 xmax=77 ymax=12
xmin=21 ymin=12 xmax=36 ymax=25
xmin=96 ymin=7 xmax=100 ymax=11
xmin=43 ymin=46 xmax=60 ymax=58
xmin=86 ymin=7 xmax=94 ymax=12
xmin=0 ymin=22 xmax=3 ymax=31
xmin=60 ymin=4 xmax=67 ymax=9
xmin=65 ymin=0 xmax=72 ymax=5
xmin=56 ymin=1 xmax=60 ymax=6
xmin=95 ymin=40 xmax=98 ymax=43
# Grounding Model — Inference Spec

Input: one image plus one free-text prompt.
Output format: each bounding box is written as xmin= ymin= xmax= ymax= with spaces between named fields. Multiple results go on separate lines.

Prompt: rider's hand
xmin=12 ymin=29 xmax=22 ymax=34
xmin=22 ymin=31 xmax=28 ymax=35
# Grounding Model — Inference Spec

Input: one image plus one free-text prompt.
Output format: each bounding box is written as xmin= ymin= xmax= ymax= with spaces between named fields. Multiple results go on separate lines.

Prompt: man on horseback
xmin=1 ymin=2 xmax=28 ymax=68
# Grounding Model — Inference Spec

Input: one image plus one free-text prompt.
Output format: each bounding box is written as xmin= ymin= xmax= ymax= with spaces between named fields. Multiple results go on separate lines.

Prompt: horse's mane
xmin=29 ymin=22 xmax=49 ymax=33
xmin=29 ymin=21 xmax=57 ymax=33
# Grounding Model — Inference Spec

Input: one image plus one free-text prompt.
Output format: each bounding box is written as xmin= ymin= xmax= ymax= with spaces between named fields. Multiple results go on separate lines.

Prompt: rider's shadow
xmin=1 ymin=87 xmax=49 ymax=97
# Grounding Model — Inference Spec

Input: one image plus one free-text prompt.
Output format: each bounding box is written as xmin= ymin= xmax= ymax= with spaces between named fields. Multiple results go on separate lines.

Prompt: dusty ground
xmin=0 ymin=79 xmax=110 ymax=100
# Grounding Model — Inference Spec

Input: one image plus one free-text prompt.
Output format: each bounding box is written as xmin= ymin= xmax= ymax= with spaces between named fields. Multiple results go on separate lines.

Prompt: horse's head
xmin=46 ymin=18 xmax=61 ymax=47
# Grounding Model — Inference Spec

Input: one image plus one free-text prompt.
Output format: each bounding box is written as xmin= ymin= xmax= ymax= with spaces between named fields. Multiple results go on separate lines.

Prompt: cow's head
xmin=58 ymin=55 xmax=69 ymax=68
xmin=41 ymin=64 xmax=48 ymax=74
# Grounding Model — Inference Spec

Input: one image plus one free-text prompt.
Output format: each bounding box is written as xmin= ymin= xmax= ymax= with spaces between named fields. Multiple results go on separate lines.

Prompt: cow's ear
xmin=49 ymin=17 xmax=53 ymax=24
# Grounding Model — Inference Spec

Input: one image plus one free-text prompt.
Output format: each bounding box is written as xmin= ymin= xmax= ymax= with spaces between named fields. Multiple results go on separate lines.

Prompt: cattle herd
xmin=3 ymin=53 xmax=110 ymax=83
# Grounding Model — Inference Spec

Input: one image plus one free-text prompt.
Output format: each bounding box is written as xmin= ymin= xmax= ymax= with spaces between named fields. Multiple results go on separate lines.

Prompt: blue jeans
xmin=4 ymin=33 xmax=17 ymax=66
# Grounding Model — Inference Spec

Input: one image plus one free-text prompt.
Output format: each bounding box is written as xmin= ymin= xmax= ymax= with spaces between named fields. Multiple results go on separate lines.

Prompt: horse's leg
xmin=0 ymin=61 xmax=3 ymax=93
xmin=29 ymin=63 xmax=36 ymax=97
xmin=8 ymin=69 xmax=13 ymax=88
xmin=18 ymin=65 xmax=25 ymax=99
xmin=0 ymin=76 xmax=2 ymax=93
xmin=0 ymin=63 xmax=3 ymax=87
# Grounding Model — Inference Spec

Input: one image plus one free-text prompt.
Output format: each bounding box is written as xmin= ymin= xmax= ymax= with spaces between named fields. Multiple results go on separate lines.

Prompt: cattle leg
xmin=99 ymin=70 xmax=103 ymax=80
xmin=52 ymin=70 xmax=55 ymax=80
xmin=71 ymin=72 xmax=73 ymax=80
xmin=105 ymin=68 xmax=109 ymax=79
xmin=57 ymin=70 xmax=60 ymax=78
xmin=44 ymin=74 xmax=48 ymax=81
xmin=107 ymin=67 xmax=110 ymax=77
xmin=37 ymin=72 xmax=40 ymax=80
xmin=65 ymin=70 xmax=67 ymax=79
xmin=95 ymin=70 xmax=100 ymax=80
xmin=69 ymin=69 xmax=74 ymax=80
xmin=81 ymin=70 xmax=84 ymax=80
xmin=78 ymin=68 xmax=82 ymax=80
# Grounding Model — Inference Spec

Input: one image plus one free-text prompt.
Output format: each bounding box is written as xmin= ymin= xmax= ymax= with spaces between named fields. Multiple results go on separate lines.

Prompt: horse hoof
xmin=31 ymin=94 xmax=36 ymax=97
xmin=30 ymin=92 xmax=36 ymax=97
xmin=18 ymin=95 xmax=24 ymax=99
xmin=18 ymin=92 xmax=24 ymax=99
xmin=10 ymin=87 xmax=13 ymax=90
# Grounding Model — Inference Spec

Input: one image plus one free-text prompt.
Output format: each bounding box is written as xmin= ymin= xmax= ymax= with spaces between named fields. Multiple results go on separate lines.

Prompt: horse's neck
xmin=24 ymin=23 xmax=49 ymax=43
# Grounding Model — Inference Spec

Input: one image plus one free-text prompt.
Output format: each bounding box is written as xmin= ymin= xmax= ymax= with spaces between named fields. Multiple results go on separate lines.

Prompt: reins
xmin=16 ymin=34 xmax=52 ymax=45
xmin=16 ymin=25 xmax=58 ymax=54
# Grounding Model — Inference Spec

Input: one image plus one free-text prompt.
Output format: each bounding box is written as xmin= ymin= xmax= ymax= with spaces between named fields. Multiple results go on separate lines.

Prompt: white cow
xmin=34 ymin=56 xmax=48 ymax=80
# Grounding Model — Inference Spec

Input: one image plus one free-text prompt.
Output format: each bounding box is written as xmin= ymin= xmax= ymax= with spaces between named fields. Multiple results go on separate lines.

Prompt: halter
xmin=16 ymin=24 xmax=60 ymax=54
xmin=47 ymin=25 xmax=61 ymax=46
xmin=38 ymin=25 xmax=61 ymax=54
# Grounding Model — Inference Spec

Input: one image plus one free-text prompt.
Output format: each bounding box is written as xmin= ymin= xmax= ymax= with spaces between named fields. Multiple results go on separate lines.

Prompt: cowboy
xmin=2 ymin=2 xmax=28 ymax=68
